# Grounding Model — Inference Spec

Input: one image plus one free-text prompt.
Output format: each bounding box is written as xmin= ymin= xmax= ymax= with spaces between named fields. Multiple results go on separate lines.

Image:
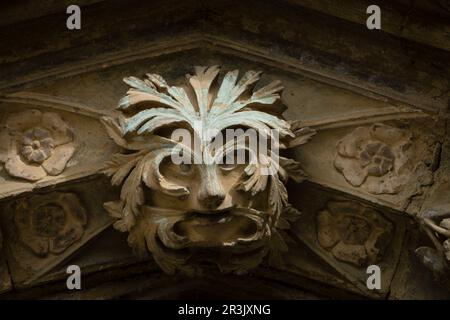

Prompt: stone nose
xmin=199 ymin=193 xmax=225 ymax=209
xmin=197 ymin=165 xmax=226 ymax=209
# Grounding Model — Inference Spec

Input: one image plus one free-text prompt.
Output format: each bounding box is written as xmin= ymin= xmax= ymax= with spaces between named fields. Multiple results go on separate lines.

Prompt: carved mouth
xmin=173 ymin=212 xmax=258 ymax=247
xmin=141 ymin=206 xmax=271 ymax=274
xmin=156 ymin=208 xmax=269 ymax=250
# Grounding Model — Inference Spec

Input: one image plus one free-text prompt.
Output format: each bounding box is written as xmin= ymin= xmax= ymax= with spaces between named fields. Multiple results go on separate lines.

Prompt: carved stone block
xmin=294 ymin=119 xmax=443 ymax=213
xmin=0 ymin=109 xmax=75 ymax=181
xmin=0 ymin=101 xmax=120 ymax=201
xmin=334 ymin=123 xmax=433 ymax=195
xmin=317 ymin=201 xmax=393 ymax=267
xmin=0 ymin=178 xmax=114 ymax=287
xmin=287 ymin=184 xmax=406 ymax=298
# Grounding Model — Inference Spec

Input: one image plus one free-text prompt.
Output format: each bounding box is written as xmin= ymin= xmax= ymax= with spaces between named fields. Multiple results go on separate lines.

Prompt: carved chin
xmin=142 ymin=206 xmax=271 ymax=273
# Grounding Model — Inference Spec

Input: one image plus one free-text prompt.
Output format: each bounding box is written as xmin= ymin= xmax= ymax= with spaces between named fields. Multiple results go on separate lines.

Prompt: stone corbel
xmin=101 ymin=66 xmax=315 ymax=275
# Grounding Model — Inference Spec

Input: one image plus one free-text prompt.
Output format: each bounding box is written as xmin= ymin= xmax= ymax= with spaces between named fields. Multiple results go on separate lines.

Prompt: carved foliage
xmin=0 ymin=109 xmax=75 ymax=181
xmin=13 ymin=192 xmax=87 ymax=257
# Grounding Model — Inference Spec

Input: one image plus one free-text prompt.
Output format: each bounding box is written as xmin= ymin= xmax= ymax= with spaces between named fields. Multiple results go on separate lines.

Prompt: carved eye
xmin=179 ymin=163 xmax=193 ymax=174
xmin=219 ymin=150 xmax=249 ymax=171
xmin=219 ymin=161 xmax=237 ymax=171
xmin=219 ymin=153 xmax=239 ymax=171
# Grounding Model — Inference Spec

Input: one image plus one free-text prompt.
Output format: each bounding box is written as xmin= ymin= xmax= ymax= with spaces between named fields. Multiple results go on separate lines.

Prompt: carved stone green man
xmin=102 ymin=66 xmax=315 ymax=275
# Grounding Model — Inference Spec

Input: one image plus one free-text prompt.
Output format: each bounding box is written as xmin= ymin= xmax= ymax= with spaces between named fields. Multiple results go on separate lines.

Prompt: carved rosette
xmin=0 ymin=109 xmax=75 ymax=181
xmin=334 ymin=123 xmax=434 ymax=195
xmin=13 ymin=192 xmax=87 ymax=257
xmin=101 ymin=66 xmax=315 ymax=275
xmin=317 ymin=201 xmax=393 ymax=267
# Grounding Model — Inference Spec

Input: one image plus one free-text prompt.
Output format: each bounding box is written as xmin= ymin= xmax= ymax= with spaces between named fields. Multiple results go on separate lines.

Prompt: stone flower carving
xmin=13 ymin=192 xmax=87 ymax=257
xmin=102 ymin=66 xmax=315 ymax=275
xmin=0 ymin=109 xmax=75 ymax=181
xmin=317 ymin=201 xmax=393 ymax=267
xmin=334 ymin=123 xmax=416 ymax=194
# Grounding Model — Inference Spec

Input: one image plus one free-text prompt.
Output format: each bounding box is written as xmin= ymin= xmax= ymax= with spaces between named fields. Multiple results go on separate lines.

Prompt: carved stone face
xmin=144 ymin=138 xmax=272 ymax=273
xmin=102 ymin=66 xmax=314 ymax=274
xmin=151 ymin=160 xmax=267 ymax=240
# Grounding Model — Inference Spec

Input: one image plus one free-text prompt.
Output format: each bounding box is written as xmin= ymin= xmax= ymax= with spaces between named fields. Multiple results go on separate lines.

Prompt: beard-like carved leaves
xmin=103 ymin=200 xmax=134 ymax=232
xmin=278 ymin=156 xmax=307 ymax=183
xmin=101 ymin=116 xmax=149 ymax=150
xmin=103 ymin=151 xmax=146 ymax=186
xmin=287 ymin=122 xmax=317 ymax=148
xmin=239 ymin=163 xmax=269 ymax=196
xmin=115 ymin=155 xmax=149 ymax=230
xmin=269 ymin=175 xmax=288 ymax=220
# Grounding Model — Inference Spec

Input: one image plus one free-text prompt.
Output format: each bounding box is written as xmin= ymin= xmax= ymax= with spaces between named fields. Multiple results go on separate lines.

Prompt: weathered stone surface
xmin=0 ymin=178 xmax=114 ymax=287
xmin=102 ymin=66 xmax=312 ymax=275
xmin=288 ymin=184 xmax=406 ymax=298
xmin=0 ymin=0 xmax=448 ymax=299
xmin=0 ymin=98 xmax=120 ymax=201
xmin=317 ymin=201 xmax=393 ymax=267
xmin=0 ymin=109 xmax=75 ymax=181
xmin=295 ymin=118 xmax=443 ymax=213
